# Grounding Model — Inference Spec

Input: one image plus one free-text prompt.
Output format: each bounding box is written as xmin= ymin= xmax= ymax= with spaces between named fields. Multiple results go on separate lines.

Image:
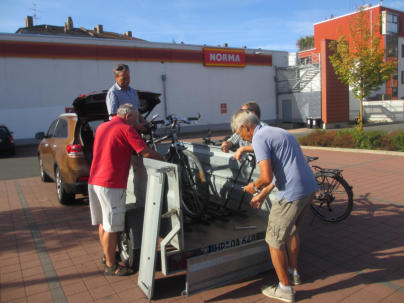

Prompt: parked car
xmin=35 ymin=90 xmax=160 ymax=204
xmin=0 ymin=124 xmax=16 ymax=156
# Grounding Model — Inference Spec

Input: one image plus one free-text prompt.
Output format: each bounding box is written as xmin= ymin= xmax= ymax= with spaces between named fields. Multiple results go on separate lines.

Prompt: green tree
xmin=329 ymin=9 xmax=396 ymax=131
xmin=296 ymin=35 xmax=314 ymax=51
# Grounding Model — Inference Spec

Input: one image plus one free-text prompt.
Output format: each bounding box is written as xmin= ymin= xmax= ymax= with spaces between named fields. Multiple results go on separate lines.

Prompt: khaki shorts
xmin=265 ymin=193 xmax=314 ymax=249
xmin=89 ymin=184 xmax=126 ymax=233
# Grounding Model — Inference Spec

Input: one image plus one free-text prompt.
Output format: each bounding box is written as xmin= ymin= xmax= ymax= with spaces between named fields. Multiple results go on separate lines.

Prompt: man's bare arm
xmin=140 ymin=146 xmax=164 ymax=161
xmin=244 ymin=159 xmax=273 ymax=194
xmin=233 ymin=145 xmax=254 ymax=160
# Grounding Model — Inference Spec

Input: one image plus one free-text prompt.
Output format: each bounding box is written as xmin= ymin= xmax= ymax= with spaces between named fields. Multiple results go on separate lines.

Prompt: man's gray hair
xmin=114 ymin=63 xmax=129 ymax=76
xmin=243 ymin=101 xmax=261 ymax=119
xmin=117 ymin=103 xmax=137 ymax=117
xmin=231 ymin=109 xmax=259 ymax=133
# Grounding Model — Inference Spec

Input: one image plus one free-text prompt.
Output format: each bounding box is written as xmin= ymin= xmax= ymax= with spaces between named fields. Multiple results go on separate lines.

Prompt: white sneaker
xmin=261 ymin=284 xmax=295 ymax=302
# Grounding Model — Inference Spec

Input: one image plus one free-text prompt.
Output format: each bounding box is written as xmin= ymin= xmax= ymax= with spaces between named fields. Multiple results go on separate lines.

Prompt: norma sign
xmin=203 ymin=47 xmax=245 ymax=67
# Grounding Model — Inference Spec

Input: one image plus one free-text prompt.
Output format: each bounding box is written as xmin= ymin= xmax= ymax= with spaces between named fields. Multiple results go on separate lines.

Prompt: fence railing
xmin=363 ymin=100 xmax=404 ymax=122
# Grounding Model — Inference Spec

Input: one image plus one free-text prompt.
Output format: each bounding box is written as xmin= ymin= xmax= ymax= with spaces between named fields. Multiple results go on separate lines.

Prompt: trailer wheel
xmin=118 ymin=227 xmax=136 ymax=269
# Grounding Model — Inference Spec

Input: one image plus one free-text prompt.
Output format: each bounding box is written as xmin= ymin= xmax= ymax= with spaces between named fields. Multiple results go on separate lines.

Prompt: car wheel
xmin=39 ymin=158 xmax=52 ymax=182
xmin=56 ymin=167 xmax=74 ymax=205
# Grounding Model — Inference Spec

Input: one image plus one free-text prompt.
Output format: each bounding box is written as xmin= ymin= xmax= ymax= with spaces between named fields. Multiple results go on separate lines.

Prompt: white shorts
xmin=89 ymin=184 xmax=126 ymax=233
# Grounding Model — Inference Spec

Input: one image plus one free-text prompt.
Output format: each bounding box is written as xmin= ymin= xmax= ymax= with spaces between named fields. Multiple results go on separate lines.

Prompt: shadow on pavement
xmin=204 ymin=193 xmax=403 ymax=302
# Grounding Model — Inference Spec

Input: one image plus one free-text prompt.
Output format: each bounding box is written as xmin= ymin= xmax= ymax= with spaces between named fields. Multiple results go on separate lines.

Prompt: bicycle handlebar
xmin=150 ymin=113 xmax=201 ymax=128
xmin=305 ymin=156 xmax=319 ymax=163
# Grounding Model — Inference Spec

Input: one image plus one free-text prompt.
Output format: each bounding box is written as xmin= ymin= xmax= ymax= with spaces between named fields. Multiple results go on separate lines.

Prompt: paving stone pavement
xmin=0 ymin=147 xmax=403 ymax=302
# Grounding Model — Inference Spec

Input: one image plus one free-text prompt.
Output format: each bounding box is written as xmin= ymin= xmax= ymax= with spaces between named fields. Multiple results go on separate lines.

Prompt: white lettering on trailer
xmin=208 ymin=234 xmax=257 ymax=253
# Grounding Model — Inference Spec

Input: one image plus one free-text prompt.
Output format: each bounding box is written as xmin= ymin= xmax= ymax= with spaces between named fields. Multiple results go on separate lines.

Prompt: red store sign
xmin=203 ymin=47 xmax=246 ymax=67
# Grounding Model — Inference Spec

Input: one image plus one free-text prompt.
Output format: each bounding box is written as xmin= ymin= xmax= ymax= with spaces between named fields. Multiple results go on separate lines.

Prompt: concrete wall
xmin=0 ymin=34 xmax=288 ymax=139
xmin=278 ymin=92 xmax=321 ymax=123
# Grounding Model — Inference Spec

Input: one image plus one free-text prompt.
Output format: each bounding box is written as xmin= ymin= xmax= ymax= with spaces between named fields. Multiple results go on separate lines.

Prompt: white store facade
xmin=0 ymin=33 xmax=288 ymax=140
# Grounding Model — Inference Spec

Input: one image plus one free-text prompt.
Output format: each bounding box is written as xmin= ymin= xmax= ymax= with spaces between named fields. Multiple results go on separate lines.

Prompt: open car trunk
xmin=72 ymin=90 xmax=161 ymax=165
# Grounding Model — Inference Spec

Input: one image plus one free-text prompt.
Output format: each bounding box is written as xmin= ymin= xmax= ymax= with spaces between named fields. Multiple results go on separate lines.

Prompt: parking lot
xmin=1 ymin=140 xmax=404 ymax=302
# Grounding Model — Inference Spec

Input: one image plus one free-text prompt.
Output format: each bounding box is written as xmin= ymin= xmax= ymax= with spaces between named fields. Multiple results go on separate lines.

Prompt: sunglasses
xmin=115 ymin=64 xmax=129 ymax=71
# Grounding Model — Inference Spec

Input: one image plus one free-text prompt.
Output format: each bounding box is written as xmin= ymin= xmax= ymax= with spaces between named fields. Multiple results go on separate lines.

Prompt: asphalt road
xmin=1 ymin=122 xmax=403 ymax=181
xmin=0 ymin=145 xmax=39 ymax=180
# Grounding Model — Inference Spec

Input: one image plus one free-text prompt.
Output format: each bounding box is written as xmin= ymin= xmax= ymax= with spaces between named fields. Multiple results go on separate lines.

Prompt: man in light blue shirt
xmin=106 ymin=64 xmax=147 ymax=133
xmin=231 ymin=109 xmax=318 ymax=302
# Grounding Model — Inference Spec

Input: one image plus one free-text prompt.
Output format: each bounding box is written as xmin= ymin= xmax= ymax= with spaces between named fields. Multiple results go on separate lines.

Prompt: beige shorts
xmin=89 ymin=184 xmax=126 ymax=233
xmin=265 ymin=193 xmax=314 ymax=249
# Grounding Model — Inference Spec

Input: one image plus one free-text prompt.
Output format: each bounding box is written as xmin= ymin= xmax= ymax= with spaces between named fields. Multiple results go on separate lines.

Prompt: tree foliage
xmin=296 ymin=35 xmax=314 ymax=51
xmin=329 ymin=9 xmax=396 ymax=131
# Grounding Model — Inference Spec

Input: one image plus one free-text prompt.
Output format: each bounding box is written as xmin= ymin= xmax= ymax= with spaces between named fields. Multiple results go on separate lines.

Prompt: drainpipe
xmin=161 ymin=74 xmax=168 ymax=118
xmin=370 ymin=10 xmax=373 ymax=41
xmin=274 ymin=65 xmax=279 ymax=122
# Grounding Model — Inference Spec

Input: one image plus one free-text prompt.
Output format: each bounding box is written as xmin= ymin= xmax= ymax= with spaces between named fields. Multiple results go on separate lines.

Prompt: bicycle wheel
xmin=311 ymin=171 xmax=353 ymax=223
xmin=176 ymin=149 xmax=209 ymax=219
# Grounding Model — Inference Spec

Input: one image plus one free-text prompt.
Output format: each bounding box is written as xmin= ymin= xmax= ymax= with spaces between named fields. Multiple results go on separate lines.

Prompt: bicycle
xmin=306 ymin=156 xmax=354 ymax=223
xmin=202 ymin=129 xmax=230 ymax=147
xmin=146 ymin=113 xmax=209 ymax=219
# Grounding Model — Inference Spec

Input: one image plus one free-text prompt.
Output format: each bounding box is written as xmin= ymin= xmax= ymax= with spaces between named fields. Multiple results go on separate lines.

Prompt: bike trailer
xmin=123 ymin=142 xmax=277 ymax=299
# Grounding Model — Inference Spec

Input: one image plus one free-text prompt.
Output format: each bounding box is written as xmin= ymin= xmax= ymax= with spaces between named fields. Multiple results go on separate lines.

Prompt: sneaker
xmin=261 ymin=284 xmax=295 ymax=302
xmin=289 ymin=272 xmax=302 ymax=285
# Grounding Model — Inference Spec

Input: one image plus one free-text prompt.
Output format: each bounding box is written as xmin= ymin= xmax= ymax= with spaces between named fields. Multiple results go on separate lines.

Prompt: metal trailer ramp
xmin=131 ymin=146 xmax=274 ymax=300
xmin=186 ymin=240 xmax=271 ymax=295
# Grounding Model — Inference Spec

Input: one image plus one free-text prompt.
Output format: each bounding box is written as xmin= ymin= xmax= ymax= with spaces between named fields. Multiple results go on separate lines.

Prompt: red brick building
xmin=299 ymin=4 xmax=404 ymax=127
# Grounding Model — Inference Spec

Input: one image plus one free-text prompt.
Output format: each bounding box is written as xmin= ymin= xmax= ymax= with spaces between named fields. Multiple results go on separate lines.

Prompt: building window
xmin=387 ymin=13 xmax=399 ymax=33
xmin=402 ymin=71 xmax=404 ymax=84
xmin=386 ymin=34 xmax=398 ymax=57
xmin=382 ymin=11 xmax=399 ymax=34
xmin=402 ymin=45 xmax=404 ymax=58
xmin=392 ymin=87 xmax=398 ymax=98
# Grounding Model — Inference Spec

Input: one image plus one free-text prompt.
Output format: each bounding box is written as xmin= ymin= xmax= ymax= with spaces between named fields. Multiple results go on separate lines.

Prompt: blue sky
xmin=1 ymin=0 xmax=404 ymax=52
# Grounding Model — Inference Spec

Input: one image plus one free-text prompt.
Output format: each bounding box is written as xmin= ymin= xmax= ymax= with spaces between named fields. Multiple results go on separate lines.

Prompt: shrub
xmin=299 ymin=128 xmax=404 ymax=152
xmin=356 ymin=130 xmax=386 ymax=149
xmin=298 ymin=130 xmax=335 ymax=147
xmin=333 ymin=132 xmax=355 ymax=148
xmin=390 ymin=130 xmax=404 ymax=151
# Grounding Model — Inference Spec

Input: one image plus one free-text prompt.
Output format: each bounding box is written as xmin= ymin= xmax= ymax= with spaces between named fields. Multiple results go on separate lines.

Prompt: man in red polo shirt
xmin=89 ymin=103 xmax=163 ymax=276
